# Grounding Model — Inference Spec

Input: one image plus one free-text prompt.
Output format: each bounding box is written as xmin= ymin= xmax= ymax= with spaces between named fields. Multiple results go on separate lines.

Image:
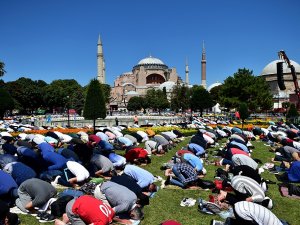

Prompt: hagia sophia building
xmin=96 ymin=35 xmax=208 ymax=110
xmin=96 ymin=35 xmax=300 ymax=111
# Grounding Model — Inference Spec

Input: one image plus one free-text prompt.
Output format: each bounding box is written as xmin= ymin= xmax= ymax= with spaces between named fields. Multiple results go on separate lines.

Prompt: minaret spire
xmin=97 ymin=34 xmax=105 ymax=84
xmin=185 ymin=57 xmax=189 ymax=85
xmin=201 ymin=40 xmax=206 ymax=89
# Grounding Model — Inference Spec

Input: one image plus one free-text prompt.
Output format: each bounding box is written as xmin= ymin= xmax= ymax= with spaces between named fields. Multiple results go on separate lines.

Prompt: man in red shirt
xmin=54 ymin=195 xmax=114 ymax=225
xmin=125 ymin=147 xmax=151 ymax=165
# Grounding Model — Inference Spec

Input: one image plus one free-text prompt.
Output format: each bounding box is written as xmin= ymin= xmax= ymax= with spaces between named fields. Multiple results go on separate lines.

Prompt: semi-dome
xmin=261 ymin=59 xmax=300 ymax=75
xmin=207 ymin=82 xmax=222 ymax=92
xmin=159 ymin=81 xmax=176 ymax=92
xmin=138 ymin=56 xmax=165 ymax=65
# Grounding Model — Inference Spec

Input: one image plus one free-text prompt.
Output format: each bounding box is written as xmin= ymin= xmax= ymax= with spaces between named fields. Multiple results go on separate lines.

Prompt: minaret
xmin=185 ymin=57 xmax=189 ymax=85
xmin=201 ymin=41 xmax=206 ymax=89
xmin=97 ymin=35 xmax=105 ymax=84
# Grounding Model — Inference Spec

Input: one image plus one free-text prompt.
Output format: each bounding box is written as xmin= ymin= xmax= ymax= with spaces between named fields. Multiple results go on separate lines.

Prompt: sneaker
xmin=39 ymin=213 xmax=56 ymax=223
xmin=180 ymin=198 xmax=196 ymax=207
xmin=36 ymin=212 xmax=47 ymax=219
xmin=10 ymin=206 xmax=27 ymax=215
xmin=210 ymin=219 xmax=225 ymax=225
xmin=165 ymin=176 xmax=171 ymax=186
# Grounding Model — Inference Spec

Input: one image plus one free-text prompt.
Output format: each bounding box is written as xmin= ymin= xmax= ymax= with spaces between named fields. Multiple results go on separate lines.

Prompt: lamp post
xmin=66 ymin=96 xmax=70 ymax=127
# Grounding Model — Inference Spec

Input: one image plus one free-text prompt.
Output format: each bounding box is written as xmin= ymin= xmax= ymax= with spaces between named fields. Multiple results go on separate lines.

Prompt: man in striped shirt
xmin=211 ymin=201 xmax=283 ymax=225
xmin=218 ymin=175 xmax=271 ymax=208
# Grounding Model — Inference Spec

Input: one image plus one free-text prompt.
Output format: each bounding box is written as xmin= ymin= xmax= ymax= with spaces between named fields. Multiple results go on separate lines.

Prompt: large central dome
xmin=138 ymin=56 xmax=165 ymax=65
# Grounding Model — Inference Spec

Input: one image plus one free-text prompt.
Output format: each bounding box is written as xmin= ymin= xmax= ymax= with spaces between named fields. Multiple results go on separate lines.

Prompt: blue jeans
xmin=170 ymin=165 xmax=186 ymax=188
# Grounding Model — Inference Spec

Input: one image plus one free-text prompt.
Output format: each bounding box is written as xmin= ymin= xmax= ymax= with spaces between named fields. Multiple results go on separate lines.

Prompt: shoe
xmin=262 ymin=197 xmax=273 ymax=209
xmin=39 ymin=213 xmax=56 ymax=223
xmin=165 ymin=176 xmax=171 ymax=186
xmin=36 ymin=211 xmax=47 ymax=219
xmin=10 ymin=206 xmax=27 ymax=215
xmin=180 ymin=198 xmax=196 ymax=207
xmin=210 ymin=219 xmax=225 ymax=225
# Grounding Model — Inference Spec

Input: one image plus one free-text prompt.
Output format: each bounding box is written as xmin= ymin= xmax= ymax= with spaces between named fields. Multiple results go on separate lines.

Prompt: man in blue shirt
xmin=0 ymin=170 xmax=18 ymax=206
xmin=182 ymin=153 xmax=205 ymax=174
xmin=3 ymin=162 xmax=36 ymax=186
xmin=116 ymin=137 xmax=133 ymax=150
xmin=187 ymin=143 xmax=205 ymax=156
xmin=124 ymin=165 xmax=157 ymax=192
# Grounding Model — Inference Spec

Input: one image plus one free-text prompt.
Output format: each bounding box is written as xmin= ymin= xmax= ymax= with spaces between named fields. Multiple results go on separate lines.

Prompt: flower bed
xmin=10 ymin=128 xmax=93 ymax=137
xmin=124 ymin=127 xmax=198 ymax=137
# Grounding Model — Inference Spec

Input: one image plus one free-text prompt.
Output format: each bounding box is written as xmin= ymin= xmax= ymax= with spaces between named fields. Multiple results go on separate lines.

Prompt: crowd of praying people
xmin=0 ymin=117 xmax=299 ymax=225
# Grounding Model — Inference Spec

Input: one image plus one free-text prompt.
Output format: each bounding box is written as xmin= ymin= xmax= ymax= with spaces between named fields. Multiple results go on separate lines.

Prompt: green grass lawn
xmin=17 ymin=138 xmax=298 ymax=225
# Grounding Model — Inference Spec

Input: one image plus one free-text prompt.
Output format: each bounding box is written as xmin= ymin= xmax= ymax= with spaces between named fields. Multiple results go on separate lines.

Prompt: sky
xmin=1 ymin=0 xmax=300 ymax=88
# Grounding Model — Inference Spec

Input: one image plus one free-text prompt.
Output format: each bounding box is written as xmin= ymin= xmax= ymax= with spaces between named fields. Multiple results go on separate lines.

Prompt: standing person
xmin=30 ymin=116 xmax=35 ymax=126
xmin=115 ymin=117 xmax=119 ymax=126
xmin=133 ymin=115 xmax=139 ymax=125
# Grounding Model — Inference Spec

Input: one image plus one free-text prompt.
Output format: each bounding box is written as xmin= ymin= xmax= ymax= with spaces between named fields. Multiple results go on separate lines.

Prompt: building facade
xmin=110 ymin=56 xmax=183 ymax=109
xmin=260 ymin=59 xmax=300 ymax=109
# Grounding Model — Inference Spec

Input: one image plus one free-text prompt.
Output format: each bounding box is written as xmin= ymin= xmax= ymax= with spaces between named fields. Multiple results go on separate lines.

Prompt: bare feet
xmin=54 ymin=219 xmax=66 ymax=225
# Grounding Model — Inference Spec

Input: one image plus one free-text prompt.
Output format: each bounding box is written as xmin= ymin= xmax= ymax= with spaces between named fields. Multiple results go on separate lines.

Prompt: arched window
xmin=146 ymin=74 xmax=165 ymax=84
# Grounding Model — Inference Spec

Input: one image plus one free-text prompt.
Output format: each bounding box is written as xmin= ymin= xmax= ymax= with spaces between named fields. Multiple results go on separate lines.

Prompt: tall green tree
xmin=145 ymin=89 xmax=169 ymax=114
xmin=219 ymin=68 xmax=273 ymax=112
xmin=83 ymin=79 xmax=106 ymax=132
xmin=209 ymin=85 xmax=223 ymax=103
xmin=44 ymin=79 xmax=84 ymax=113
xmin=0 ymin=88 xmax=14 ymax=119
xmin=127 ymin=96 xmax=144 ymax=112
xmin=190 ymin=85 xmax=215 ymax=117
xmin=5 ymin=77 xmax=46 ymax=114
xmin=286 ymin=103 xmax=299 ymax=122
xmin=238 ymin=102 xmax=249 ymax=130
xmin=170 ymin=85 xmax=191 ymax=112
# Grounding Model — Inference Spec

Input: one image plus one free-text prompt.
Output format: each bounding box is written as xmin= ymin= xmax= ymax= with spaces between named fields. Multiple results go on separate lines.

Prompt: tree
xmin=286 ymin=103 xmax=299 ymax=122
xmin=145 ymin=89 xmax=169 ymax=114
xmin=219 ymin=68 xmax=273 ymax=112
xmin=170 ymin=85 xmax=191 ymax=113
xmin=5 ymin=77 xmax=46 ymax=114
xmin=127 ymin=96 xmax=144 ymax=112
xmin=83 ymin=79 xmax=106 ymax=132
xmin=0 ymin=87 xmax=14 ymax=119
xmin=101 ymin=84 xmax=111 ymax=104
xmin=0 ymin=61 xmax=6 ymax=77
xmin=209 ymin=85 xmax=223 ymax=103
xmin=238 ymin=103 xmax=249 ymax=130
xmin=190 ymin=85 xmax=215 ymax=117
xmin=44 ymin=79 xmax=84 ymax=113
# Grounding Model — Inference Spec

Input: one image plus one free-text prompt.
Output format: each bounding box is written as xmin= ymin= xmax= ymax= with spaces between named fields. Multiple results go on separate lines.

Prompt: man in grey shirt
xmin=232 ymin=154 xmax=258 ymax=170
xmin=96 ymin=181 xmax=144 ymax=220
xmin=15 ymin=178 xmax=57 ymax=213
xmin=90 ymin=154 xmax=116 ymax=177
